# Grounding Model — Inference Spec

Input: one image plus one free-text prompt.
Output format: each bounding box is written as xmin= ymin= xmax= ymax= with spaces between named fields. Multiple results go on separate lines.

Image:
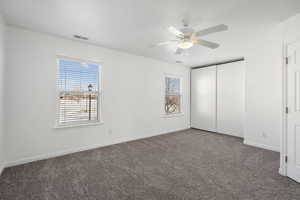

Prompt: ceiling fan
xmin=155 ymin=21 xmax=228 ymax=54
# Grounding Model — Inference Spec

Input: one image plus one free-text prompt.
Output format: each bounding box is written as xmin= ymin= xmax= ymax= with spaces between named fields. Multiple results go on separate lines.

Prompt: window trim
xmin=163 ymin=73 xmax=184 ymax=118
xmin=54 ymin=55 xmax=103 ymax=128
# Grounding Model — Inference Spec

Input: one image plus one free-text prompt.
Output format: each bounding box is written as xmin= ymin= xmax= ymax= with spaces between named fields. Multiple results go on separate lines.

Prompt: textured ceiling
xmin=1 ymin=0 xmax=300 ymax=66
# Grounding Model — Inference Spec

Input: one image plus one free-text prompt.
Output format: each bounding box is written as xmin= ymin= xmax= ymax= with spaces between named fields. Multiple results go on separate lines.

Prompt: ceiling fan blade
xmin=195 ymin=39 xmax=220 ymax=49
xmin=169 ymin=26 xmax=183 ymax=36
xmin=195 ymin=24 xmax=228 ymax=37
xmin=175 ymin=48 xmax=184 ymax=54
xmin=150 ymin=40 xmax=178 ymax=48
xmin=156 ymin=41 xmax=175 ymax=46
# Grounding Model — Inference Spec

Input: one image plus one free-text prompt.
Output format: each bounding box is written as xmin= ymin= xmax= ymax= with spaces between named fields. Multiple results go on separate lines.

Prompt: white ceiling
xmin=1 ymin=0 xmax=300 ymax=66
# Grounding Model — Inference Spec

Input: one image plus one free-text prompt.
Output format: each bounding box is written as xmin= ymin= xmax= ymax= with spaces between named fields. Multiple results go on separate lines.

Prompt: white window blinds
xmin=57 ymin=58 xmax=100 ymax=126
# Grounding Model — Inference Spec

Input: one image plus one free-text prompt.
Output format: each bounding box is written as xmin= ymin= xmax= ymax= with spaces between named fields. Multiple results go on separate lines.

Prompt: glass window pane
xmin=165 ymin=95 xmax=181 ymax=114
xmin=166 ymin=77 xmax=180 ymax=95
xmin=57 ymin=58 xmax=100 ymax=125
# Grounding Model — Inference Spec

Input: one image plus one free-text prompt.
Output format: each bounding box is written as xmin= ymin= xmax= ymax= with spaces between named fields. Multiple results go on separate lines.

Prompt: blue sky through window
xmin=58 ymin=59 xmax=99 ymax=92
xmin=166 ymin=77 xmax=180 ymax=95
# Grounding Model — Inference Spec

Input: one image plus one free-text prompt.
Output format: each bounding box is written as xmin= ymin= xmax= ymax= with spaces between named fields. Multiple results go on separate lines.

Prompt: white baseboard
xmin=5 ymin=143 xmax=110 ymax=168
xmin=5 ymin=127 xmax=190 ymax=168
xmin=243 ymin=140 xmax=279 ymax=152
xmin=278 ymin=167 xmax=286 ymax=176
xmin=0 ymin=164 xmax=4 ymax=176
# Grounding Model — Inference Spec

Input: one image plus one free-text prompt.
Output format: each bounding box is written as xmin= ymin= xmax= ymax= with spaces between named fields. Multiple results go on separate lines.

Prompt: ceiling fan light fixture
xmin=177 ymin=41 xmax=193 ymax=49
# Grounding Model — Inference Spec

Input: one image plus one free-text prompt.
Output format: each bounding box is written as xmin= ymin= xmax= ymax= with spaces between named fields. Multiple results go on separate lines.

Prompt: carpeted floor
xmin=0 ymin=129 xmax=300 ymax=200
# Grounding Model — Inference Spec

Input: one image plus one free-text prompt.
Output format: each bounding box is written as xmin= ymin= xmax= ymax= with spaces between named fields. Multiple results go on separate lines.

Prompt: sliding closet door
xmin=191 ymin=66 xmax=217 ymax=132
xmin=217 ymin=62 xmax=245 ymax=137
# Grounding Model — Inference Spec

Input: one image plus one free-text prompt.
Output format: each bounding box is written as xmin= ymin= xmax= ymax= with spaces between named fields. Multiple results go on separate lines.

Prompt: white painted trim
xmin=189 ymin=69 xmax=192 ymax=129
xmin=162 ymin=113 xmax=184 ymax=118
xmin=243 ymin=140 xmax=280 ymax=152
xmin=0 ymin=164 xmax=4 ymax=176
xmin=56 ymin=55 xmax=103 ymax=65
xmin=279 ymin=167 xmax=285 ymax=176
xmin=54 ymin=121 xmax=104 ymax=129
xmin=216 ymin=131 xmax=243 ymax=139
xmin=4 ymin=128 xmax=189 ymax=168
xmin=163 ymin=73 xmax=184 ymax=116
xmin=55 ymin=56 xmax=104 ymax=128
xmin=280 ymin=42 xmax=288 ymax=176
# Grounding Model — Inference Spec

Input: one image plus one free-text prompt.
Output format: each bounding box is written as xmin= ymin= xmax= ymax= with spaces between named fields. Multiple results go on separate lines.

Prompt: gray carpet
xmin=0 ymin=129 xmax=299 ymax=200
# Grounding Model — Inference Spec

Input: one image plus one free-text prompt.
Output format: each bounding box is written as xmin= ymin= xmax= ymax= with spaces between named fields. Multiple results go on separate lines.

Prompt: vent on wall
xmin=73 ymin=35 xmax=89 ymax=40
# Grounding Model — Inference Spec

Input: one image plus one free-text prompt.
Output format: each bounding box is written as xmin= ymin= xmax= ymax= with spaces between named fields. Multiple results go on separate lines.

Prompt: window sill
xmin=162 ymin=113 xmax=184 ymax=118
xmin=54 ymin=121 xmax=104 ymax=129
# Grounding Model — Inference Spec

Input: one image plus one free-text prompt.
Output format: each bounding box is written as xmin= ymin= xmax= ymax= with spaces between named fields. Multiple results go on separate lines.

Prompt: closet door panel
xmin=191 ymin=66 xmax=217 ymax=132
xmin=217 ymin=62 xmax=245 ymax=137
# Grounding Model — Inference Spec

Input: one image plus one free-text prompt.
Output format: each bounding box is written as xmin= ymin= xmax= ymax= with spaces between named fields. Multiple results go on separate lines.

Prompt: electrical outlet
xmin=108 ymin=129 xmax=112 ymax=135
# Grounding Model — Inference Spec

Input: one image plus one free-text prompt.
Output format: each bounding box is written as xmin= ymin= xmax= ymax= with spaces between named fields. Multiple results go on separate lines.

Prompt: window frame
xmin=54 ymin=55 xmax=103 ymax=128
xmin=163 ymin=73 xmax=184 ymax=118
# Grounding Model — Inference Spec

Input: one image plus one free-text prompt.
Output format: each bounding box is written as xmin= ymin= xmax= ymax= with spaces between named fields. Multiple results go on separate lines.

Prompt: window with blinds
xmin=165 ymin=76 xmax=182 ymax=115
xmin=56 ymin=57 xmax=101 ymax=126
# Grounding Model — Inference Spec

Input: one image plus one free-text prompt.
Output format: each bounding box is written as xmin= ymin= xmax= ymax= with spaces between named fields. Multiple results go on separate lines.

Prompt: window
xmin=56 ymin=57 xmax=101 ymax=127
xmin=164 ymin=75 xmax=182 ymax=115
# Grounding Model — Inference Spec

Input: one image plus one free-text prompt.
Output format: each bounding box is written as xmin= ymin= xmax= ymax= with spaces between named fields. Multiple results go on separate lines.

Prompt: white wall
xmin=0 ymin=14 xmax=5 ymax=172
xmin=5 ymin=13 xmax=300 ymax=167
xmin=282 ymin=13 xmax=300 ymax=43
xmin=243 ymin=26 xmax=284 ymax=152
xmin=189 ymin=21 xmax=285 ymax=152
xmin=279 ymin=13 xmax=300 ymax=174
xmin=242 ymin=15 xmax=300 ymax=152
xmin=4 ymin=26 xmax=190 ymax=166
xmin=195 ymin=14 xmax=300 ymax=152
